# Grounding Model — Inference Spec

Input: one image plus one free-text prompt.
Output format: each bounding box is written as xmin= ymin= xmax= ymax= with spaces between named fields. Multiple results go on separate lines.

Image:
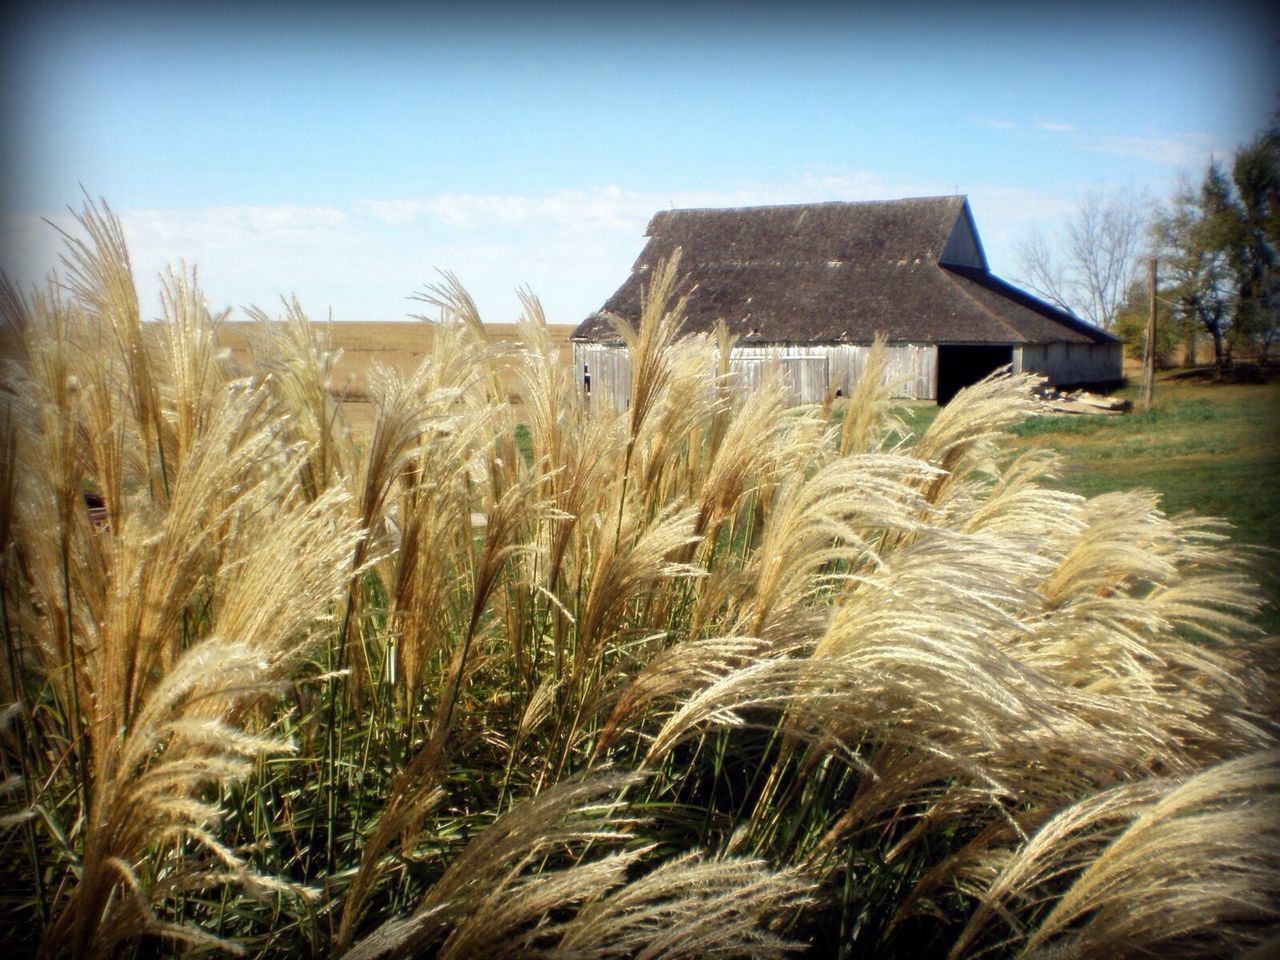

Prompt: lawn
xmin=897 ymin=374 xmax=1278 ymax=628
xmin=1004 ymin=377 xmax=1279 ymax=555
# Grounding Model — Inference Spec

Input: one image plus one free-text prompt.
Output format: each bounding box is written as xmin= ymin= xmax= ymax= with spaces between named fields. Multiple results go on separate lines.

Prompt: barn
xmin=570 ymin=196 xmax=1123 ymax=406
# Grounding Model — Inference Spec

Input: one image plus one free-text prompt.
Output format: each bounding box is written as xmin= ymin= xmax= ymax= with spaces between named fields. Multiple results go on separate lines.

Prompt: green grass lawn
xmin=1003 ymin=378 xmax=1279 ymax=554
xmin=1000 ymin=376 xmax=1279 ymax=631
xmin=862 ymin=375 xmax=1280 ymax=624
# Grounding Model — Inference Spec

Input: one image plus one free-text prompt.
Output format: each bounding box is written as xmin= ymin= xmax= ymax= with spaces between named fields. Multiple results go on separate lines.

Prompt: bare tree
xmin=1015 ymin=186 xmax=1150 ymax=331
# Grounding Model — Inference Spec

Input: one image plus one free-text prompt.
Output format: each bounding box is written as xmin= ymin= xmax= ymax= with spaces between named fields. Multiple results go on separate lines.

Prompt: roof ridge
xmin=653 ymin=196 xmax=964 ymax=217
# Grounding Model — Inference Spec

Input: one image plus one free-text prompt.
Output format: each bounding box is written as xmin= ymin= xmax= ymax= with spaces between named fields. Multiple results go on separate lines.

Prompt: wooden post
xmin=1140 ymin=257 xmax=1157 ymax=410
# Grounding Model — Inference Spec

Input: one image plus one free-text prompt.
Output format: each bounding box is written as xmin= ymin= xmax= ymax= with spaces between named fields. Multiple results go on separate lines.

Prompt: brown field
xmin=0 ymin=322 xmax=576 ymax=384
xmin=0 ymin=320 xmax=576 ymax=436
xmin=217 ymin=320 xmax=576 ymax=395
xmin=216 ymin=320 xmax=577 ymax=435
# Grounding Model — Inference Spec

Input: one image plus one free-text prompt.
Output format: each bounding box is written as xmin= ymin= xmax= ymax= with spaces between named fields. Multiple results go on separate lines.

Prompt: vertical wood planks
xmin=572 ymin=340 xmax=940 ymax=406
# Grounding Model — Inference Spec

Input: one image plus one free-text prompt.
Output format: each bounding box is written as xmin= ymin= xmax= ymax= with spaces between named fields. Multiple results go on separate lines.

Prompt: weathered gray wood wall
xmin=727 ymin=343 xmax=936 ymax=401
xmin=573 ymin=337 xmax=1123 ymax=409
xmin=572 ymin=342 xmax=633 ymax=409
xmin=728 ymin=355 xmax=830 ymax=404
xmin=573 ymin=340 xmax=939 ymax=408
xmin=1014 ymin=342 xmax=1123 ymax=385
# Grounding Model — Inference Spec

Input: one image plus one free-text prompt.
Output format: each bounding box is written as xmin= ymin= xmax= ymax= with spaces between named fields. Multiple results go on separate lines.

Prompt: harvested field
xmin=217 ymin=319 xmax=575 ymax=395
xmin=217 ymin=320 xmax=574 ymax=435
xmin=2 ymin=319 xmax=577 ymax=394
xmin=2 ymin=320 xmax=575 ymax=437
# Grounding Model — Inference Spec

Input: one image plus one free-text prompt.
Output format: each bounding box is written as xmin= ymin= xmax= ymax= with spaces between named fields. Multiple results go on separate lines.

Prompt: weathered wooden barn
xmin=571 ymin=197 xmax=1123 ymax=406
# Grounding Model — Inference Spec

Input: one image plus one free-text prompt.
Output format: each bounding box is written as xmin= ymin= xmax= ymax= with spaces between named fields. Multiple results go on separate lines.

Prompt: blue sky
xmin=2 ymin=1 xmax=1277 ymax=324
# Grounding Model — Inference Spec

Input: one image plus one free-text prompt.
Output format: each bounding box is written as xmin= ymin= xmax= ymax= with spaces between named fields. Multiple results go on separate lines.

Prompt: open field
xmin=218 ymin=320 xmax=577 ymax=395
xmin=217 ymin=320 xmax=576 ymax=423
xmin=2 ymin=320 xmax=577 ymax=440
xmin=2 ymin=319 xmax=579 ymax=390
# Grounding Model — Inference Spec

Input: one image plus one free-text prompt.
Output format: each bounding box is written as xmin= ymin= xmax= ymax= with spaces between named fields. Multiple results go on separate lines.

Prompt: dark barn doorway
xmin=935 ymin=345 xmax=1013 ymax=404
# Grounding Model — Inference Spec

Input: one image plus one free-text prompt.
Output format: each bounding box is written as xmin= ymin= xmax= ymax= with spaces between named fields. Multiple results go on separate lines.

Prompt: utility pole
xmin=1140 ymin=257 xmax=1157 ymax=410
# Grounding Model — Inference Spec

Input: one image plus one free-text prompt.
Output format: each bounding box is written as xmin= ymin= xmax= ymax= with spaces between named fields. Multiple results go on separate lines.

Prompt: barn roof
xmin=571 ymin=197 xmax=1118 ymax=346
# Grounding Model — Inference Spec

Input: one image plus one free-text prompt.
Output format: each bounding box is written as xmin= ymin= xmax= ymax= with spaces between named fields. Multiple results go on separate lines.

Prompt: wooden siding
xmin=1014 ymin=342 xmax=1124 ymax=385
xmin=573 ymin=342 xmax=633 ymax=410
xmin=729 ymin=355 xmax=830 ymax=404
xmin=573 ymin=340 xmax=939 ymax=409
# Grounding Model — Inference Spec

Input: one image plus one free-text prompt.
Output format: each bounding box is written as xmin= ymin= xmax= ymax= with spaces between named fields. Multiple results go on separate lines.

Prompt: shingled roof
xmin=572 ymin=197 xmax=1117 ymax=346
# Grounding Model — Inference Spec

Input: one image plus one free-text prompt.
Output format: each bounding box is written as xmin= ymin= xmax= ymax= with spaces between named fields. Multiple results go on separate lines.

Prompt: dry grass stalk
xmin=5 ymin=207 xmax=362 ymax=957
xmin=951 ymin=751 xmax=1280 ymax=959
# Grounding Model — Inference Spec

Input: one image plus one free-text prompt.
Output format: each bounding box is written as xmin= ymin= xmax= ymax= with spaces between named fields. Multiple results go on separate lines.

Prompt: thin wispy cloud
xmin=965 ymin=115 xmax=1219 ymax=169
xmin=127 ymin=205 xmax=349 ymax=252
xmin=358 ymin=174 xmax=939 ymax=233
xmin=365 ymin=186 xmax=652 ymax=232
xmin=1094 ymin=131 xmax=1217 ymax=166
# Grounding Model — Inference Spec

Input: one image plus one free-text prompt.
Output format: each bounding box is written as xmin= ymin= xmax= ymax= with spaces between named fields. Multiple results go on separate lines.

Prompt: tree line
xmin=1015 ymin=118 xmax=1279 ymax=371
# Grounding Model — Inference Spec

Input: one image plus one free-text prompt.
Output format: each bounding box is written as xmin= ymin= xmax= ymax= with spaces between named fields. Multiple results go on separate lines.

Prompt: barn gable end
xmin=939 ymin=202 xmax=987 ymax=270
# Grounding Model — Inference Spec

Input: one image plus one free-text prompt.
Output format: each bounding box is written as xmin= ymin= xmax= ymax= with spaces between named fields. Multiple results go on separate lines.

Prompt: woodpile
xmin=1034 ymin=386 xmax=1131 ymax=416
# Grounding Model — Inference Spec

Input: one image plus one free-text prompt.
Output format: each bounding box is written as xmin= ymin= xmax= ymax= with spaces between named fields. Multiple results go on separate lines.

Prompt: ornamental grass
xmin=1 ymin=198 xmax=1276 ymax=958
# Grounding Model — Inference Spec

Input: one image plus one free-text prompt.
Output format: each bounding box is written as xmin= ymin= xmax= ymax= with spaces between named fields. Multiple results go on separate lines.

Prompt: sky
xmin=2 ymin=0 xmax=1277 ymax=325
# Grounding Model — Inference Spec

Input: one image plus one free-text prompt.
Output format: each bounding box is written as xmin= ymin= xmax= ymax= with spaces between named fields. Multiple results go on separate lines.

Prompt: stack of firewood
xmin=1033 ymin=386 xmax=1132 ymax=416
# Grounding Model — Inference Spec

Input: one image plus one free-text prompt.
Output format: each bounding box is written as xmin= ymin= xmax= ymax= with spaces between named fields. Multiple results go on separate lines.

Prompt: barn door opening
xmin=935 ymin=345 xmax=1013 ymax=404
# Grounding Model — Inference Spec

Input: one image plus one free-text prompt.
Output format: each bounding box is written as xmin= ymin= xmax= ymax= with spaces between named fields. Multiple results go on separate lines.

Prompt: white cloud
xmin=360 ymin=173 xmax=947 ymax=233
xmin=359 ymin=198 xmax=431 ymax=224
xmin=419 ymin=187 xmax=650 ymax=232
xmin=1093 ymin=131 xmax=1216 ymax=166
xmin=126 ymin=205 xmax=347 ymax=250
xmin=976 ymin=116 xmax=1019 ymax=130
xmin=1036 ymin=120 xmax=1078 ymax=134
